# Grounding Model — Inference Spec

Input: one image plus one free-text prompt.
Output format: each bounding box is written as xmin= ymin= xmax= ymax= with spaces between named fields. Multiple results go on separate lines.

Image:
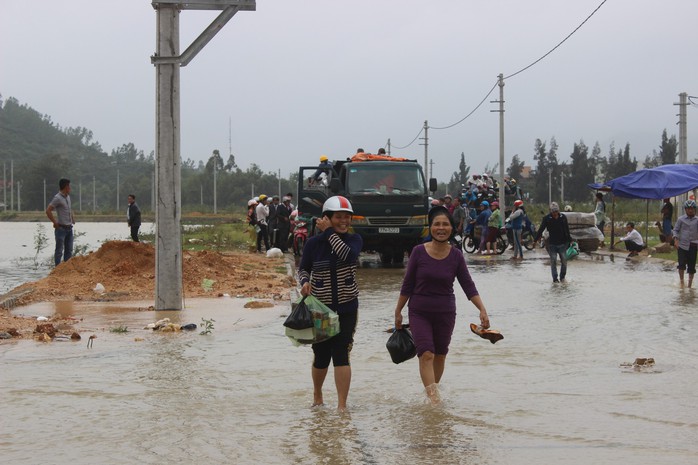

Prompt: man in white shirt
xmin=255 ymin=194 xmax=270 ymax=252
xmin=614 ymin=222 xmax=644 ymax=257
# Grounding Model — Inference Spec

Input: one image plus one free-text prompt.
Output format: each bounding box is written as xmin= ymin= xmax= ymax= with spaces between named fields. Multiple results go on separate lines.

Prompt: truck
xmin=297 ymin=153 xmax=437 ymax=264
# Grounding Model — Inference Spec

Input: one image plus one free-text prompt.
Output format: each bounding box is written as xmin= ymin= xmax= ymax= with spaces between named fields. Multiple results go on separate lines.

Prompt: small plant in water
xmin=33 ymin=224 xmax=49 ymax=269
xmin=109 ymin=325 xmax=129 ymax=333
xmin=200 ymin=318 xmax=215 ymax=335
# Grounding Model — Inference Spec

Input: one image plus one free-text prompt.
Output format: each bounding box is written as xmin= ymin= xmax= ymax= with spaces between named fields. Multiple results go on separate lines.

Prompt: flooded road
xmin=1 ymin=223 xmax=697 ymax=464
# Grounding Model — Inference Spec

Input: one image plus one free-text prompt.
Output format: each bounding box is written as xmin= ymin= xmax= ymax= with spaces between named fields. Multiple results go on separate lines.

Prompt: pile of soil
xmin=1 ymin=241 xmax=296 ymax=336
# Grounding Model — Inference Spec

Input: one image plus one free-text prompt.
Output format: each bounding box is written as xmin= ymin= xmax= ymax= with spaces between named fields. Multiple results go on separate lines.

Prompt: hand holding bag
xmin=283 ymin=296 xmax=313 ymax=330
xmin=386 ymin=328 xmax=417 ymax=364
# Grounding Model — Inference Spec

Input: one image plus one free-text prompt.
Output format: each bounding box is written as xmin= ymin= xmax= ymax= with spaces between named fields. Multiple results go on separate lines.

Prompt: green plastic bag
xmin=566 ymin=241 xmax=580 ymax=260
xmin=285 ymin=295 xmax=340 ymax=346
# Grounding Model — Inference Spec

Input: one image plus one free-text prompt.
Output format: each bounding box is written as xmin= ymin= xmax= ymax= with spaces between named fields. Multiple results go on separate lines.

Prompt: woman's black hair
xmin=428 ymin=205 xmax=456 ymax=229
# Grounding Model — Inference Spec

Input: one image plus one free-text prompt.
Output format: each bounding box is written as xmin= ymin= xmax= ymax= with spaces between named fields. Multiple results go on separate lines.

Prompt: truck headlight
xmin=407 ymin=215 xmax=427 ymax=226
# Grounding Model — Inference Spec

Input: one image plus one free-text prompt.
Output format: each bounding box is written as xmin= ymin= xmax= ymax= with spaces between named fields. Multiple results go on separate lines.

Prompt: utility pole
xmin=675 ymin=92 xmax=688 ymax=164
xmin=151 ymin=0 xmax=255 ymax=310
xmin=674 ymin=92 xmax=689 ymax=205
xmin=11 ymin=160 xmax=14 ymax=211
xmin=387 ymin=138 xmax=391 ymax=156
xmin=116 ymin=169 xmax=120 ymax=212
xmin=561 ymin=172 xmax=565 ymax=206
xmin=213 ymin=150 xmax=218 ymax=214
xmin=548 ymin=168 xmax=552 ymax=206
xmin=429 ymin=159 xmax=435 ymax=183
xmin=93 ymin=176 xmax=96 ymax=214
xmin=3 ymin=162 xmax=6 ymax=211
xmin=17 ymin=181 xmax=21 ymax=212
xmin=278 ymin=168 xmax=281 ymax=198
xmin=420 ymin=120 xmax=429 ymax=179
xmin=490 ymin=73 xmax=505 ymax=214
xmin=43 ymin=179 xmax=46 ymax=210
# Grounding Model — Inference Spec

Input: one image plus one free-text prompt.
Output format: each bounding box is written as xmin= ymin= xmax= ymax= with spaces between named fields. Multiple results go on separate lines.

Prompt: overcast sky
xmin=1 ymin=0 xmax=696 ymax=182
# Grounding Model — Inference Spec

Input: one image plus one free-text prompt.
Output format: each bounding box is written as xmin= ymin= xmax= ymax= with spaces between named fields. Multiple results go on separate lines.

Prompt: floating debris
xmin=620 ymin=357 xmax=658 ymax=372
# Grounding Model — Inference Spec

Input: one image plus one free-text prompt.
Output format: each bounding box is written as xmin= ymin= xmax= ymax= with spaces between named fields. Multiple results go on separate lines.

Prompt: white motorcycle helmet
xmin=322 ymin=195 xmax=354 ymax=214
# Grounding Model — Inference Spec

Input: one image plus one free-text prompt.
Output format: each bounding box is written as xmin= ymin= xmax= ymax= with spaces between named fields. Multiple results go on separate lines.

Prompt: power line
xmin=391 ymin=0 xmax=609 ymax=151
xmin=391 ymin=127 xmax=423 ymax=149
xmin=431 ymin=80 xmax=499 ymax=130
xmin=504 ymin=0 xmax=608 ymax=80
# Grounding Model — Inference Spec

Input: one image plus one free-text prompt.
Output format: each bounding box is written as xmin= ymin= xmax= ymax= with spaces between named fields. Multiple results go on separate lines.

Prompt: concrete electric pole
xmin=151 ymin=0 xmax=255 ymax=310
xmin=420 ymin=121 xmax=429 ymax=180
xmin=490 ymin=74 xmax=505 ymax=214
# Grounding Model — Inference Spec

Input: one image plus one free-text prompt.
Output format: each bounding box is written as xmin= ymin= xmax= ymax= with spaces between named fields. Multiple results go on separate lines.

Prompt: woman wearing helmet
xmin=672 ymin=199 xmax=698 ymax=288
xmin=507 ymin=199 xmax=526 ymax=260
xmin=297 ymin=195 xmax=363 ymax=411
xmin=393 ymin=206 xmax=492 ymax=405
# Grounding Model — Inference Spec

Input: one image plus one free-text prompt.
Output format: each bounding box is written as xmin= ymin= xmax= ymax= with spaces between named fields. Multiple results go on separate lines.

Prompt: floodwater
xmin=1 ymin=223 xmax=697 ymax=464
xmin=0 ymin=221 xmax=154 ymax=294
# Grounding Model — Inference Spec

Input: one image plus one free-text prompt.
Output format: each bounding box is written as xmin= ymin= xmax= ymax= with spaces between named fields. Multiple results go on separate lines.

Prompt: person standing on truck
xmin=297 ymin=195 xmax=363 ymax=412
xmin=312 ymin=155 xmax=333 ymax=184
xmin=393 ymin=206 xmax=492 ymax=405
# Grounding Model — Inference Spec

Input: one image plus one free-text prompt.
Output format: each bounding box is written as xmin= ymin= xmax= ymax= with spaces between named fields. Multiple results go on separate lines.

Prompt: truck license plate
xmin=378 ymin=227 xmax=400 ymax=234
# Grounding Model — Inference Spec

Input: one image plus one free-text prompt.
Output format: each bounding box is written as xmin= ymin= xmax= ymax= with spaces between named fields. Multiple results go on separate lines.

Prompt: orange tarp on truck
xmin=350 ymin=153 xmax=409 ymax=162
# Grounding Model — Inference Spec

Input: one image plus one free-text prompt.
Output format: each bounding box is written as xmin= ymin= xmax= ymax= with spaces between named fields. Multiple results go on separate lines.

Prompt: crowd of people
xmin=246 ymin=193 xmax=297 ymax=253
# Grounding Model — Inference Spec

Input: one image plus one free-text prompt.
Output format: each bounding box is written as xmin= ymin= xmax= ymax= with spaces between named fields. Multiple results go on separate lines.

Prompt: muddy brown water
xmin=1 ymin=223 xmax=697 ymax=464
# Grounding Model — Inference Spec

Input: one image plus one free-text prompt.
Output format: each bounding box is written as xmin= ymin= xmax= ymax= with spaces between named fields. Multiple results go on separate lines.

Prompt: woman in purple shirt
xmin=394 ymin=206 xmax=492 ymax=404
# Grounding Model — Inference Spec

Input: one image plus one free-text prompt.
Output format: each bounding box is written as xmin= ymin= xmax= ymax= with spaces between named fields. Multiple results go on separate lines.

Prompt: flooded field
xmin=1 ymin=223 xmax=697 ymax=464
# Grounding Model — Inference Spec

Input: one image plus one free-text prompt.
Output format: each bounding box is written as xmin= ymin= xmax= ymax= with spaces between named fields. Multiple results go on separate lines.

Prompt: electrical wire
xmin=390 ymin=0 xmax=609 ymax=147
xmin=431 ymin=80 xmax=500 ymax=130
xmin=688 ymin=95 xmax=698 ymax=107
xmin=504 ymin=0 xmax=608 ymax=80
xmin=391 ymin=127 xmax=424 ymax=150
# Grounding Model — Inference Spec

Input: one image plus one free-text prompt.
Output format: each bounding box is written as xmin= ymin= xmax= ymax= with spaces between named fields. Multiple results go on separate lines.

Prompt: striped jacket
xmin=297 ymin=228 xmax=362 ymax=313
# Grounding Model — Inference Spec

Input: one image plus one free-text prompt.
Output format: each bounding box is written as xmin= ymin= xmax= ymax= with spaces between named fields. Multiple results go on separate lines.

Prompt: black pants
xmin=312 ymin=310 xmax=358 ymax=368
xmin=623 ymin=240 xmax=643 ymax=252
xmin=130 ymin=224 xmax=140 ymax=242
xmin=277 ymin=223 xmax=290 ymax=251
xmin=257 ymin=223 xmax=270 ymax=251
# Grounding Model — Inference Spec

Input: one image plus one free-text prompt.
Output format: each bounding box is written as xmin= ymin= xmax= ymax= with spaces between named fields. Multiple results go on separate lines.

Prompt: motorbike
xmin=463 ymin=224 xmax=507 ymax=255
xmin=506 ymin=222 xmax=537 ymax=251
xmin=291 ymin=218 xmax=309 ymax=256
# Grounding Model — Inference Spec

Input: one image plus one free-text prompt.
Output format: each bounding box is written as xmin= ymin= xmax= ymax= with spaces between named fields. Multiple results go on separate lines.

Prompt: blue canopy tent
xmin=588 ymin=164 xmax=698 ymax=248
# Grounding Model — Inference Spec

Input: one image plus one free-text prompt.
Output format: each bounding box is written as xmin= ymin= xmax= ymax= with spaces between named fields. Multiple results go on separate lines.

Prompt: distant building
xmin=520 ymin=166 xmax=532 ymax=179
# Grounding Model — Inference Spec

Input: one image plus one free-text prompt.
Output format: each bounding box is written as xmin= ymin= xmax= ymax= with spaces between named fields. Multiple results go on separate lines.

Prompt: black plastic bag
xmin=386 ymin=328 xmax=417 ymax=364
xmin=283 ymin=296 xmax=313 ymax=330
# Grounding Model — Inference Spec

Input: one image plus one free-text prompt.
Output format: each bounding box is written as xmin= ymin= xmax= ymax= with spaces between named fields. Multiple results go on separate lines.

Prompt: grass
xmin=182 ymin=222 xmax=251 ymax=251
xmin=109 ymin=325 xmax=129 ymax=333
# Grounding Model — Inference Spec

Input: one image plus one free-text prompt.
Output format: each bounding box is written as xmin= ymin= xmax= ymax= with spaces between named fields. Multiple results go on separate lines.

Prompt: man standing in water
xmin=672 ymin=199 xmax=698 ymax=288
xmin=535 ymin=202 xmax=572 ymax=283
xmin=127 ymin=194 xmax=141 ymax=242
xmin=45 ymin=178 xmax=75 ymax=266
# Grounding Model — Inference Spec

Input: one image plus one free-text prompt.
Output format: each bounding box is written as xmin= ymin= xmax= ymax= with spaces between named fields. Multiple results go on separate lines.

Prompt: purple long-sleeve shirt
xmin=400 ymin=244 xmax=479 ymax=313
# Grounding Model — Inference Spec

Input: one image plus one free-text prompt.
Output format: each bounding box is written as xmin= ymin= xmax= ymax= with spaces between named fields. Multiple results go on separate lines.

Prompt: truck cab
xmin=297 ymin=155 xmax=436 ymax=264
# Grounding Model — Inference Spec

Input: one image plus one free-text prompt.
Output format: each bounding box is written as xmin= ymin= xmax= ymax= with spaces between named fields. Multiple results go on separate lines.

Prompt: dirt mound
xmin=6 ymin=241 xmax=295 ymax=306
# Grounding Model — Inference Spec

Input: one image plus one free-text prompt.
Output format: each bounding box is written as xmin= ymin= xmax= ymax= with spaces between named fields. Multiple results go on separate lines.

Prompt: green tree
xmin=567 ymin=140 xmax=595 ymax=202
xmin=532 ymin=137 xmax=559 ymax=203
xmin=506 ymin=154 xmax=524 ymax=181
xmin=447 ymin=152 xmax=470 ymax=195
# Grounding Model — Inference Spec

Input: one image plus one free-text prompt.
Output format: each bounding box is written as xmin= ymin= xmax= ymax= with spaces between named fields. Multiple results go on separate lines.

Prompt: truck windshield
xmin=346 ymin=164 xmax=424 ymax=196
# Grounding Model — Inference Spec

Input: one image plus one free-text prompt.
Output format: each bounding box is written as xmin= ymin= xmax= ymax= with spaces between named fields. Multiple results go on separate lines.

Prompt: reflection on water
xmin=2 ymin=242 xmax=698 ymax=464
